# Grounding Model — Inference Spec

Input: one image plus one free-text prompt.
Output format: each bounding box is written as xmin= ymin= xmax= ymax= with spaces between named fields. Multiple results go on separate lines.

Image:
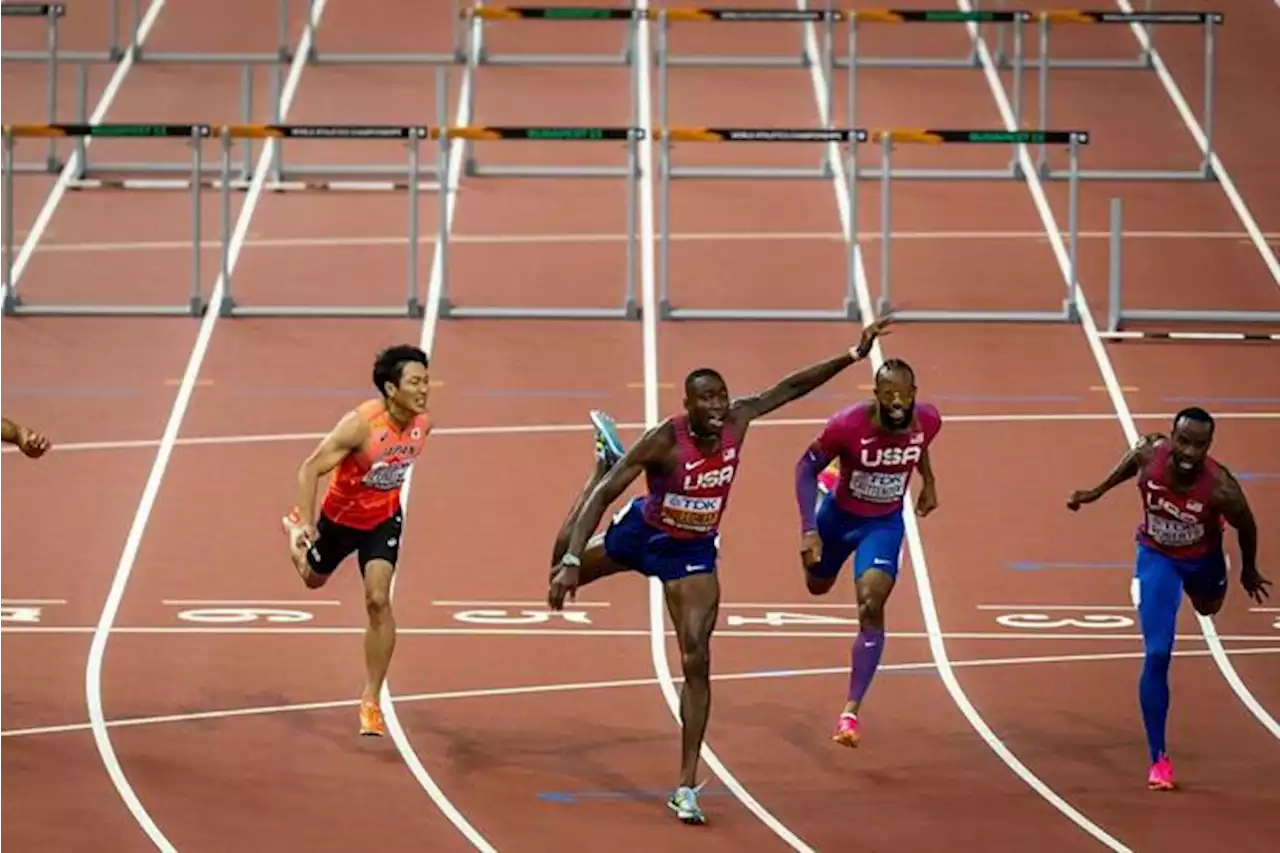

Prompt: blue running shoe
xmin=668 ymin=783 xmax=707 ymax=825
xmin=589 ymin=410 xmax=625 ymax=467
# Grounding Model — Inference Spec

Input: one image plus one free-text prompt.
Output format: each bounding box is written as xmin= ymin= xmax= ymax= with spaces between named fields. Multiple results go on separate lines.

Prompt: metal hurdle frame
xmin=1 ymin=4 xmax=67 ymax=173
xmin=459 ymin=6 xmax=644 ymax=178
xmin=990 ymin=0 xmax=1156 ymax=71
xmin=843 ymin=9 xmax=1032 ymax=180
xmin=1 ymin=1 xmax=121 ymax=63
xmin=872 ymin=128 xmax=1090 ymax=323
xmin=1 ymin=122 xmax=212 ymax=317
xmin=1101 ymin=196 xmax=1280 ymax=341
xmin=1028 ymin=10 xmax=1224 ymax=183
xmin=655 ymin=9 xmax=841 ymax=180
xmin=215 ymin=124 xmax=433 ymax=319
xmin=436 ymin=125 xmax=644 ymax=320
xmin=47 ymin=65 xmax=449 ymax=190
xmin=657 ymin=127 xmax=867 ymax=321
xmin=461 ymin=3 xmax=636 ymax=67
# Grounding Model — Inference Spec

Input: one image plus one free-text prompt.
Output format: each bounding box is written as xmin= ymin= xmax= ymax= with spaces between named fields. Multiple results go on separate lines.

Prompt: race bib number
xmin=1145 ymin=513 xmax=1204 ymax=548
xmin=361 ymin=459 xmax=413 ymax=491
xmin=661 ymin=493 xmax=723 ymax=533
xmin=848 ymin=470 xmax=907 ymax=503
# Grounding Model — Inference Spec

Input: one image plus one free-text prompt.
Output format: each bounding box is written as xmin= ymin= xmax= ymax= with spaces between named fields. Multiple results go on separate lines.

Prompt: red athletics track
xmin=4 ymin=1 xmax=1279 ymax=852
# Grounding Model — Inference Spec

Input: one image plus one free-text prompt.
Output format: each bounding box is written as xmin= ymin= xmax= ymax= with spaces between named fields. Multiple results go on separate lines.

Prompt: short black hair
xmin=1173 ymin=406 xmax=1214 ymax=435
xmin=684 ymin=367 xmax=725 ymax=397
xmin=372 ymin=345 xmax=429 ymax=397
xmin=875 ymin=358 xmax=915 ymax=386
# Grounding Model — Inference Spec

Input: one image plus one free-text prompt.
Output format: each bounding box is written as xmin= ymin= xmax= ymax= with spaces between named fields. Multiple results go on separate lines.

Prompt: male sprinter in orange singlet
xmin=2 ymin=416 xmax=52 ymax=458
xmin=548 ymin=317 xmax=891 ymax=825
xmin=282 ymin=345 xmax=432 ymax=736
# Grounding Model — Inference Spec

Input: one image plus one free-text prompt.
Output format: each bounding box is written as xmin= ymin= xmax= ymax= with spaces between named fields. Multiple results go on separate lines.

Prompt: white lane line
xmin=81 ymin=4 xmax=329 ymax=851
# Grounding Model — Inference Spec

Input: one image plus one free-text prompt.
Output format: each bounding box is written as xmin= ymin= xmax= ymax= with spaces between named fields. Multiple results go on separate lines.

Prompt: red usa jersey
xmin=814 ymin=400 xmax=942 ymax=517
xmin=641 ymin=415 xmax=741 ymax=539
xmin=1136 ymin=440 xmax=1225 ymax=559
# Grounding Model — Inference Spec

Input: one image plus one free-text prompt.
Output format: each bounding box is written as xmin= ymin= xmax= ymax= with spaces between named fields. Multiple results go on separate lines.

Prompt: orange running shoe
xmin=832 ymin=712 xmax=860 ymax=748
xmin=359 ymin=699 xmax=385 ymax=737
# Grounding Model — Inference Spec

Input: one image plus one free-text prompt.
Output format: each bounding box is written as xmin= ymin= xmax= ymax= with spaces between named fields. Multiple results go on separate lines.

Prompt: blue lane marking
xmin=1007 ymin=561 xmax=1131 ymax=571
xmin=538 ymin=788 xmax=729 ymax=805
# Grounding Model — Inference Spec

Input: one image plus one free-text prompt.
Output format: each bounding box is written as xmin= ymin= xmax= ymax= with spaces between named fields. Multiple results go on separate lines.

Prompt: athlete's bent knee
xmin=1192 ymin=595 xmax=1224 ymax=616
xmin=303 ymin=569 xmax=328 ymax=589
xmin=858 ymin=596 xmax=886 ymax=629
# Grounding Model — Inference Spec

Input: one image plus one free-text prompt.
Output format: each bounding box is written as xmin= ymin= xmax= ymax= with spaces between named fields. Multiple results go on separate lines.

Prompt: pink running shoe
xmin=1147 ymin=755 xmax=1175 ymax=791
xmin=832 ymin=713 xmax=861 ymax=748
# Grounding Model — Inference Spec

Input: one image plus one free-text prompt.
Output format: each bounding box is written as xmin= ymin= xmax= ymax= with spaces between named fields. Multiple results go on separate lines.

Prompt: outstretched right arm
xmin=1067 ymin=432 xmax=1163 ymax=510
xmin=295 ymin=410 xmax=368 ymax=524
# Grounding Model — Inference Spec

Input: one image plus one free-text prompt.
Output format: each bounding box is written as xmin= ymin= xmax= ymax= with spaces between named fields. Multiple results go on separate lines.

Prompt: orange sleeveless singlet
xmin=320 ymin=399 xmax=431 ymax=530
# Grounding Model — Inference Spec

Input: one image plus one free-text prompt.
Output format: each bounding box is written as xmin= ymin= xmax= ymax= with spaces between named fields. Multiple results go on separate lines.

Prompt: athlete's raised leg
xmin=548 ymin=411 xmax=632 ymax=594
xmin=662 ymin=571 xmax=720 ymax=825
xmin=1134 ymin=543 xmax=1183 ymax=790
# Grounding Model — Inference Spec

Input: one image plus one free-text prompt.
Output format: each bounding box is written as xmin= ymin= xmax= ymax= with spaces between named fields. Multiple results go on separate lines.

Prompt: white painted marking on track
xmin=161 ymin=599 xmax=340 ymax=606
xmin=976 ymin=604 xmax=1135 ymax=612
xmin=0 ymin=598 xmax=67 ymax=605
xmin=432 ymin=599 xmax=610 ymax=608
xmin=956 ymin=0 xmax=1280 ymax=744
xmin=0 ymin=0 xmax=167 ymax=298
xmin=80 ymin=5 xmax=327 ymax=852
xmin=5 ymin=645 xmax=1277 ymax=741
xmin=1112 ymin=0 xmax=1280 ymax=288
xmin=801 ymin=4 xmax=1131 ymax=850
xmin=4 ymin=410 xmax=1279 ymax=457
xmin=637 ymin=4 xmax=811 ymax=848
xmin=375 ymin=11 xmax=498 ymax=852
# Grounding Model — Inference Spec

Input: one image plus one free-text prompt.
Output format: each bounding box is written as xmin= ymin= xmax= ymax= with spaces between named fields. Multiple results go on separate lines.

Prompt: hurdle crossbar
xmin=844 ymin=9 xmax=1032 ymax=180
xmin=460 ymin=7 xmax=642 ymax=178
xmin=991 ymin=0 xmax=1162 ymax=71
xmin=1030 ymin=10 xmax=1224 ymax=182
xmin=438 ymin=125 xmax=643 ymax=320
xmin=873 ymin=127 xmax=1088 ymax=323
xmin=657 ymin=126 xmax=868 ymax=321
xmin=655 ymin=7 xmax=844 ymax=178
xmin=1 ymin=1 xmax=120 ymax=63
xmin=462 ymin=4 xmax=637 ymax=67
xmin=657 ymin=6 xmax=836 ymax=72
xmin=306 ymin=0 xmax=462 ymax=66
xmin=1 ymin=4 xmax=67 ymax=173
xmin=1102 ymin=197 xmax=1280 ymax=341
xmin=214 ymin=124 xmax=434 ymax=318
xmin=2 ymin=122 xmax=212 ymax=317
xmin=65 ymin=65 xmax=449 ymax=187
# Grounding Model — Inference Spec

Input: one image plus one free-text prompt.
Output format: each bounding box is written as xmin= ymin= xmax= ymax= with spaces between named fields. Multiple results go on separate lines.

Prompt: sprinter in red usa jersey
xmin=545 ymin=317 xmax=891 ymax=826
xmin=1068 ymin=407 xmax=1268 ymax=792
xmin=794 ymin=358 xmax=942 ymax=749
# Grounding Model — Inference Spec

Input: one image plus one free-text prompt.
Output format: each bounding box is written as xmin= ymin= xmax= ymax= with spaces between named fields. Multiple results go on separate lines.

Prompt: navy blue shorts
xmin=1134 ymin=541 xmax=1228 ymax=606
xmin=603 ymin=497 xmax=720 ymax=583
xmin=808 ymin=495 xmax=905 ymax=582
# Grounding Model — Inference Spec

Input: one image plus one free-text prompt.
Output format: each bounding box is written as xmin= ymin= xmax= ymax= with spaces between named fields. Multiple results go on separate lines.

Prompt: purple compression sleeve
xmin=796 ymin=447 xmax=827 ymax=532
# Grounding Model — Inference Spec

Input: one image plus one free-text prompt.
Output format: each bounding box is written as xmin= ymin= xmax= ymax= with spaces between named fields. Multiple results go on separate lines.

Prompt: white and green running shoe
xmin=589 ymin=409 xmax=625 ymax=468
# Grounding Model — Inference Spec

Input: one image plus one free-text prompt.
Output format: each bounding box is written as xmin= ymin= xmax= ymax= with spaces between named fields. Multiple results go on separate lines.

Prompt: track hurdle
xmin=1028 ymin=10 xmax=1224 ymax=182
xmin=1 ymin=4 xmax=67 ymax=173
xmin=1 ymin=122 xmax=212 ymax=317
xmin=657 ymin=127 xmax=867 ymax=321
xmin=990 ymin=0 xmax=1161 ymax=71
xmin=57 ymin=65 xmax=449 ymax=190
xmin=1101 ymin=196 xmax=1280 ymax=342
xmin=215 ymin=124 xmax=434 ymax=318
xmin=1 ymin=1 xmax=122 ymax=63
xmin=437 ymin=125 xmax=644 ymax=320
xmin=872 ymin=128 xmax=1089 ymax=323
xmin=460 ymin=7 xmax=642 ymax=178
xmin=461 ymin=3 xmax=637 ymax=67
xmin=843 ymin=9 xmax=1032 ymax=180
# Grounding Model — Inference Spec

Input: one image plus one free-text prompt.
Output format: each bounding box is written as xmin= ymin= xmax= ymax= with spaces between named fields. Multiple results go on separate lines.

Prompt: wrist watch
xmin=561 ymin=553 xmax=582 ymax=567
